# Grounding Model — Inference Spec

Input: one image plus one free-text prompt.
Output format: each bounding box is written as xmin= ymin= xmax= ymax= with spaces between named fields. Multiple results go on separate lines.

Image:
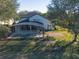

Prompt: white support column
xmin=30 ymin=25 xmax=32 ymax=31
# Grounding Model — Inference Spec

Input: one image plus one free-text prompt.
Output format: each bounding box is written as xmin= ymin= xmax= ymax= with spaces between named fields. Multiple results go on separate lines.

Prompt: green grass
xmin=44 ymin=26 xmax=74 ymax=42
xmin=46 ymin=30 xmax=73 ymax=42
xmin=0 ymin=39 xmax=79 ymax=59
xmin=0 ymin=26 xmax=78 ymax=59
xmin=53 ymin=26 xmax=74 ymax=41
xmin=54 ymin=31 xmax=73 ymax=41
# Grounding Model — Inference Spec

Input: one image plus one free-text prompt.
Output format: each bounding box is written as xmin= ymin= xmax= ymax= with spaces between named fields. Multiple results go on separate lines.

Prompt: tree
xmin=17 ymin=11 xmax=43 ymax=19
xmin=0 ymin=0 xmax=18 ymax=22
xmin=48 ymin=0 xmax=79 ymax=48
xmin=18 ymin=11 xmax=28 ymax=19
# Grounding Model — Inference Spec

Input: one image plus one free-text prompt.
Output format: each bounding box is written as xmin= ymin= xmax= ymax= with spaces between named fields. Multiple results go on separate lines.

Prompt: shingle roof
xmin=21 ymin=11 xmax=40 ymax=18
xmin=14 ymin=11 xmax=46 ymax=25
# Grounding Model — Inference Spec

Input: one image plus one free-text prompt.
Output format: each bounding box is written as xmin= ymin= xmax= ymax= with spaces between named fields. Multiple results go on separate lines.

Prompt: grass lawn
xmin=45 ymin=30 xmax=73 ymax=42
xmin=0 ymin=26 xmax=78 ymax=59
xmin=0 ymin=39 xmax=79 ymax=59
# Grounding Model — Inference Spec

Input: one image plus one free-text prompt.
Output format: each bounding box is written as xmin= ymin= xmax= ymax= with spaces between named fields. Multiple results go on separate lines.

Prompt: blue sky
xmin=18 ymin=0 xmax=50 ymax=13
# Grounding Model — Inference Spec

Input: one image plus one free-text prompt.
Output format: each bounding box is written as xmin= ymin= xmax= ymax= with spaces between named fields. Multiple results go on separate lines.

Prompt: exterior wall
xmin=14 ymin=22 xmax=44 ymax=28
xmin=0 ymin=18 xmax=14 ymax=25
xmin=10 ymin=25 xmax=43 ymax=37
xmin=29 ymin=15 xmax=53 ymax=30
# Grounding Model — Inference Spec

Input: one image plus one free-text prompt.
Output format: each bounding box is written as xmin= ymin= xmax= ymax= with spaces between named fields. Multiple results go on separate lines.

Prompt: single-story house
xmin=9 ymin=11 xmax=54 ymax=38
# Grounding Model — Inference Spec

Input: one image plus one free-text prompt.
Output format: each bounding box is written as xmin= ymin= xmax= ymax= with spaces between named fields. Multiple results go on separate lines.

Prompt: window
xmin=21 ymin=25 xmax=30 ymax=31
xmin=31 ymin=25 xmax=37 ymax=30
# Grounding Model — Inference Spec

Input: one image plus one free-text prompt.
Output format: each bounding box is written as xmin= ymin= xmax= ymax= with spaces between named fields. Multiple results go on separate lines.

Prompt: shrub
xmin=0 ymin=25 xmax=10 ymax=38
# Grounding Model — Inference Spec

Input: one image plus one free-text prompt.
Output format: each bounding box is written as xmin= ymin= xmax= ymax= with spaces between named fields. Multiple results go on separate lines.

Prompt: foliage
xmin=0 ymin=25 xmax=10 ymax=38
xmin=0 ymin=0 xmax=18 ymax=21
xmin=47 ymin=0 xmax=79 ymax=44
xmin=17 ymin=11 xmax=28 ymax=19
xmin=48 ymin=0 xmax=79 ymax=32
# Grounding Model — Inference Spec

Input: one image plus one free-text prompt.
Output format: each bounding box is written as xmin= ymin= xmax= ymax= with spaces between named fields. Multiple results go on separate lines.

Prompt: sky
xmin=18 ymin=0 xmax=50 ymax=13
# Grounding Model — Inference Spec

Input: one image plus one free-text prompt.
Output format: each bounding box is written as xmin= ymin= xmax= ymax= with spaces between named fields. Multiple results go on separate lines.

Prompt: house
xmin=10 ymin=11 xmax=54 ymax=38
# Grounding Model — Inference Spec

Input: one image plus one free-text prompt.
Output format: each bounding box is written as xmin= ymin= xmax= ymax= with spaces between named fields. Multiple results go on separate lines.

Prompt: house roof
xmin=21 ymin=11 xmax=40 ymax=18
xmin=13 ymin=11 xmax=51 ymax=25
xmin=15 ymin=11 xmax=41 ymax=23
xmin=15 ymin=11 xmax=43 ymax=24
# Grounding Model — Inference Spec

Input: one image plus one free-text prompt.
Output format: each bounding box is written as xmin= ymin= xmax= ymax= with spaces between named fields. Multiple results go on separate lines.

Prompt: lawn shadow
xmin=0 ymin=40 xmax=29 ymax=59
xmin=0 ymin=38 xmax=69 ymax=59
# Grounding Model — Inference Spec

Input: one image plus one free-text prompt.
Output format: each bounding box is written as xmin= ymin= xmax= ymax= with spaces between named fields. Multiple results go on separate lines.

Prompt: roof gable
xmin=21 ymin=11 xmax=40 ymax=18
